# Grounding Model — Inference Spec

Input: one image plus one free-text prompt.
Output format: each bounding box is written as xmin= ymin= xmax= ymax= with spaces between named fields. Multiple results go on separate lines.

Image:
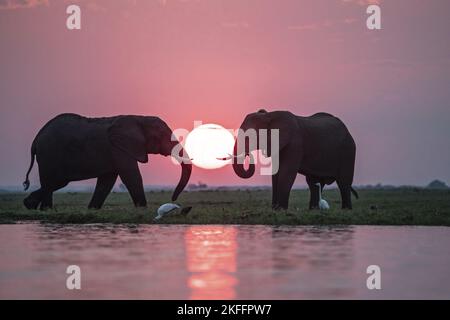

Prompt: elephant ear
xmin=108 ymin=116 xmax=148 ymax=163
xmin=265 ymin=112 xmax=296 ymax=155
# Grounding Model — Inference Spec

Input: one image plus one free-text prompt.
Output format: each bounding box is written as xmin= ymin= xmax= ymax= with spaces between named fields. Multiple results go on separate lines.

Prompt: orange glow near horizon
xmin=184 ymin=124 xmax=235 ymax=170
xmin=185 ymin=226 xmax=238 ymax=299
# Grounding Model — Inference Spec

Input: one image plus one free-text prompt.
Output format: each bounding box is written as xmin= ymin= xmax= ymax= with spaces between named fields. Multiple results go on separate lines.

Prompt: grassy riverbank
xmin=0 ymin=188 xmax=449 ymax=225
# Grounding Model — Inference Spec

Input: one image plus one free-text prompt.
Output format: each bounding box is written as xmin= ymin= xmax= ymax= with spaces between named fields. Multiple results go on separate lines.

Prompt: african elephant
xmin=231 ymin=109 xmax=358 ymax=210
xmin=22 ymin=113 xmax=192 ymax=210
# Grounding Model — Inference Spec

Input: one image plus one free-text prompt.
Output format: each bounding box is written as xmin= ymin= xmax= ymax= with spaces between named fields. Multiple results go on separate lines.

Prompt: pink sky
xmin=0 ymin=0 xmax=449 ymax=188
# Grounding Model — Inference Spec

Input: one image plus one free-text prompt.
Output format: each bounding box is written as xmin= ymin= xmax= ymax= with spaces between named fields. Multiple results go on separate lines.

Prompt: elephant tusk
xmin=217 ymin=152 xmax=250 ymax=161
xmin=172 ymin=155 xmax=193 ymax=163
xmin=216 ymin=152 xmax=247 ymax=161
xmin=216 ymin=153 xmax=233 ymax=161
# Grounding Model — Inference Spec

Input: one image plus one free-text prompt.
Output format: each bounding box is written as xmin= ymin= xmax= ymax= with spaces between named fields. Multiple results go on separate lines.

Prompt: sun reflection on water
xmin=185 ymin=226 xmax=238 ymax=299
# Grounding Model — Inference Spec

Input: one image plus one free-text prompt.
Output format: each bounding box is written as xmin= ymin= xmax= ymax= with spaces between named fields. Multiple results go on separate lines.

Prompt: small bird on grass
xmin=316 ymin=183 xmax=330 ymax=210
xmin=154 ymin=203 xmax=192 ymax=221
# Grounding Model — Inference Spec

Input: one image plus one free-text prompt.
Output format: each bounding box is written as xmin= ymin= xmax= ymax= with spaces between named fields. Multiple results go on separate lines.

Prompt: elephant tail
xmin=351 ymin=187 xmax=359 ymax=199
xmin=23 ymin=141 xmax=36 ymax=191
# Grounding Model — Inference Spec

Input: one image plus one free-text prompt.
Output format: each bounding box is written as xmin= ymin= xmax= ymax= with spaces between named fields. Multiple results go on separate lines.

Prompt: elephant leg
xmin=24 ymin=189 xmax=43 ymax=210
xmin=337 ymin=180 xmax=352 ymax=209
xmin=274 ymin=156 xmax=298 ymax=210
xmin=117 ymin=161 xmax=147 ymax=207
xmin=88 ymin=173 xmax=118 ymax=209
xmin=306 ymin=176 xmax=320 ymax=209
xmin=39 ymin=181 xmax=68 ymax=210
xmin=271 ymin=172 xmax=279 ymax=209
xmin=33 ymin=161 xmax=67 ymax=210
xmin=39 ymin=191 xmax=53 ymax=210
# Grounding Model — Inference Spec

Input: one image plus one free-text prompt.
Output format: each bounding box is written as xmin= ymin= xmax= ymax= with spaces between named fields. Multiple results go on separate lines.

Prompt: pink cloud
xmin=222 ymin=21 xmax=250 ymax=29
xmin=0 ymin=0 xmax=48 ymax=10
xmin=287 ymin=23 xmax=318 ymax=31
xmin=288 ymin=17 xmax=358 ymax=32
xmin=341 ymin=0 xmax=381 ymax=5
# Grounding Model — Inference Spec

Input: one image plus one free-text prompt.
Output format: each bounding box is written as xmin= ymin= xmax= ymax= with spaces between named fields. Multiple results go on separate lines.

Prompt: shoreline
xmin=1 ymin=189 xmax=449 ymax=226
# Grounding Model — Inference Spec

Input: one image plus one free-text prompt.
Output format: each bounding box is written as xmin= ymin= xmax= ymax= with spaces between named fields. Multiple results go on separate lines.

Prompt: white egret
xmin=154 ymin=203 xmax=180 ymax=221
xmin=154 ymin=203 xmax=192 ymax=221
xmin=316 ymin=183 xmax=330 ymax=210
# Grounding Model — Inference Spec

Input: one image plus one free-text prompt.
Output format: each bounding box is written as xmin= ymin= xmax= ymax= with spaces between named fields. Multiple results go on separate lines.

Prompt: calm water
xmin=0 ymin=224 xmax=449 ymax=299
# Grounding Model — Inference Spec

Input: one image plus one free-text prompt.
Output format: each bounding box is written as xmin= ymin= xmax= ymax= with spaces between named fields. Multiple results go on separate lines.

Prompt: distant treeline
xmin=0 ymin=180 xmax=448 ymax=193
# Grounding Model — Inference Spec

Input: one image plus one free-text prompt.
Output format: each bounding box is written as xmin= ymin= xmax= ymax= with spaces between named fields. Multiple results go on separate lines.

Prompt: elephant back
xmin=34 ymin=114 xmax=116 ymax=180
xmin=298 ymin=113 xmax=354 ymax=178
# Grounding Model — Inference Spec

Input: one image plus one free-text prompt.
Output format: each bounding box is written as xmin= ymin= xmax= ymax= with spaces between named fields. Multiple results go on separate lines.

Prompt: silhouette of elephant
xmin=231 ymin=109 xmax=358 ymax=210
xmin=23 ymin=113 xmax=192 ymax=210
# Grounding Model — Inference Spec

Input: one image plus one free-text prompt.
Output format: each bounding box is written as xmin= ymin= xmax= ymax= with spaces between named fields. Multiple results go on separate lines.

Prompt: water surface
xmin=0 ymin=224 xmax=449 ymax=299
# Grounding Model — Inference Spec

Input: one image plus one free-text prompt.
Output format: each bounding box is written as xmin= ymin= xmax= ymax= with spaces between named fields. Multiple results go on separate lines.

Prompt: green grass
xmin=1 ymin=188 xmax=449 ymax=225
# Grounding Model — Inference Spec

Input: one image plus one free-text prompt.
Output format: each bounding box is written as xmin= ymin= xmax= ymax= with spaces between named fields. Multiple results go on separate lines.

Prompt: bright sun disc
xmin=184 ymin=123 xmax=235 ymax=169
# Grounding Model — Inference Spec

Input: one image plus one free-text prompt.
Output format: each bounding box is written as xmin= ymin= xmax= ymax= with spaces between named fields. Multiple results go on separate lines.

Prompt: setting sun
xmin=184 ymin=124 xmax=235 ymax=170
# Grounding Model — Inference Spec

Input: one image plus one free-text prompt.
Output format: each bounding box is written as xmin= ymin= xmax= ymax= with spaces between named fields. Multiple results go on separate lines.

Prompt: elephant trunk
xmin=232 ymin=139 xmax=255 ymax=179
xmin=171 ymin=146 xmax=192 ymax=201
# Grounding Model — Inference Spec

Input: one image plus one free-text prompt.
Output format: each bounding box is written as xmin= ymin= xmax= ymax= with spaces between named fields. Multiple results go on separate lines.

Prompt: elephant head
xmin=108 ymin=116 xmax=192 ymax=201
xmin=232 ymin=109 xmax=295 ymax=179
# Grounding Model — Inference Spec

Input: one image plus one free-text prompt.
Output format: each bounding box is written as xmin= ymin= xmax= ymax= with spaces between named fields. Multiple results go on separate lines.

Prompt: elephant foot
xmin=23 ymin=196 xmax=40 ymax=210
xmin=272 ymin=204 xmax=288 ymax=211
xmin=134 ymin=203 xmax=147 ymax=208
xmin=88 ymin=203 xmax=102 ymax=210
xmin=39 ymin=204 xmax=53 ymax=211
xmin=341 ymin=201 xmax=353 ymax=210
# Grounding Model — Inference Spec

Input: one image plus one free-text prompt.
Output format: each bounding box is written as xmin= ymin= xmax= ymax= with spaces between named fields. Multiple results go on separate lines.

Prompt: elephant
xmin=231 ymin=109 xmax=358 ymax=210
xmin=22 ymin=113 xmax=192 ymax=210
